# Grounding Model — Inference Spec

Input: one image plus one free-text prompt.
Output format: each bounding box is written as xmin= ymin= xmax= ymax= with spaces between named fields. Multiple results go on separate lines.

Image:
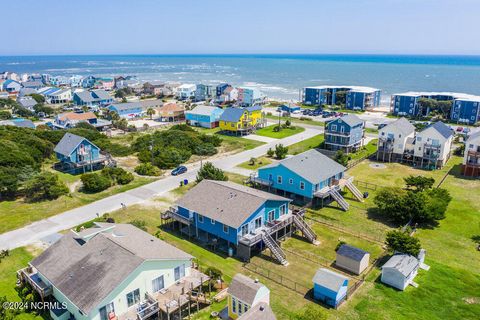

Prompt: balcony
xmin=238 ymin=212 xmax=295 ymax=246
xmin=163 ymin=207 xmax=194 ymax=225
xmin=314 ymin=176 xmax=351 ymax=198
xmin=17 ymin=266 xmax=53 ymax=298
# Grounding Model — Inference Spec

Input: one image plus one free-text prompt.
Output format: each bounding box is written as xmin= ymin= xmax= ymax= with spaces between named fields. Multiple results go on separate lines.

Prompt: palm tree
xmin=146 ymin=107 xmax=155 ymax=120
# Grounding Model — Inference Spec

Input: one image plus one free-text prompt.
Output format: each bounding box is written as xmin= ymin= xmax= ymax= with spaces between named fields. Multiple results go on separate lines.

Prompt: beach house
xmin=391 ymin=91 xmax=480 ymax=124
xmin=53 ymin=111 xmax=111 ymax=130
xmin=302 ymin=85 xmax=381 ymax=110
xmin=462 ymin=130 xmax=480 ymax=176
xmin=163 ymin=180 xmax=317 ymax=265
xmin=312 ymin=268 xmax=349 ymax=308
xmin=73 ymin=89 xmax=113 ymax=106
xmin=17 ymin=96 xmax=38 ymax=110
xmin=46 ymin=88 xmax=72 ymax=104
xmin=93 ymin=77 xmax=115 ymax=90
xmin=376 ymin=117 xmax=416 ymax=162
xmin=1 ymin=79 xmax=22 ymax=93
xmin=185 ymin=105 xmax=224 ymax=128
xmin=216 ymin=83 xmax=230 ymax=97
xmin=195 ymin=84 xmax=215 ymax=102
xmin=17 ymin=223 xmax=209 ymax=320
xmin=251 ymin=149 xmax=363 ymax=211
xmin=219 ymin=106 xmax=265 ymax=135
xmin=108 ymin=99 xmax=164 ymax=119
xmin=156 ymin=102 xmax=185 ymax=122
xmin=335 ymin=244 xmax=370 ymax=275
xmin=324 ymin=114 xmax=365 ymax=153
xmin=237 ymin=87 xmax=265 ymax=106
xmin=226 ymin=274 xmax=274 ymax=320
xmin=177 ymin=84 xmax=196 ymax=100
xmin=412 ymin=121 xmax=454 ymax=169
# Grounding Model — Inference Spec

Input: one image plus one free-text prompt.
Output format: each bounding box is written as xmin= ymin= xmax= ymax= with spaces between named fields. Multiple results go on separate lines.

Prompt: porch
xmin=17 ymin=266 xmax=52 ymax=299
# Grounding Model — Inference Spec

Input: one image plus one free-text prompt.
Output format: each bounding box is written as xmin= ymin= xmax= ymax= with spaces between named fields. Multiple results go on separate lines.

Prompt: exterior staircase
xmin=345 ymin=179 xmax=364 ymax=202
xmin=262 ymin=231 xmax=288 ymax=266
xmin=330 ymin=187 xmax=350 ymax=211
xmin=292 ymin=215 xmax=319 ymax=245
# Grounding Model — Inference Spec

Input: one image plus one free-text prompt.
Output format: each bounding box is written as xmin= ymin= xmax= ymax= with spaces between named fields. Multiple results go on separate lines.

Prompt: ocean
xmin=1 ymin=54 xmax=480 ymax=102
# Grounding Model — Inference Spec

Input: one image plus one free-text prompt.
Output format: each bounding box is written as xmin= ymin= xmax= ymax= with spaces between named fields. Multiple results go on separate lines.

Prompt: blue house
xmin=2 ymin=79 xmax=22 ymax=93
xmin=73 ymin=89 xmax=113 ymax=106
xmin=253 ymin=149 xmax=363 ymax=210
xmin=303 ymin=86 xmax=381 ymax=110
xmin=53 ymin=133 xmax=109 ymax=173
xmin=194 ymin=84 xmax=215 ymax=102
xmin=216 ymin=83 xmax=230 ymax=98
xmin=279 ymin=103 xmax=301 ymax=113
xmin=450 ymin=98 xmax=480 ymax=125
xmin=325 ymin=114 xmax=365 ymax=153
xmin=165 ymin=180 xmax=317 ymax=265
xmin=312 ymin=268 xmax=349 ymax=308
xmin=185 ymin=105 xmax=224 ymax=128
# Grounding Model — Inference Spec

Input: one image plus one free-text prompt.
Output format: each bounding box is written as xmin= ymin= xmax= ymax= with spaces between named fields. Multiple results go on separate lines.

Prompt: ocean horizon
xmin=2 ymin=54 xmax=480 ymax=102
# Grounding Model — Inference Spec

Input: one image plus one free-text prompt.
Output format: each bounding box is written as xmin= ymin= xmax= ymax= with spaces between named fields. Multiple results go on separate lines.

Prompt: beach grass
xmin=237 ymin=156 xmax=273 ymax=170
xmin=254 ymin=124 xmax=305 ymax=139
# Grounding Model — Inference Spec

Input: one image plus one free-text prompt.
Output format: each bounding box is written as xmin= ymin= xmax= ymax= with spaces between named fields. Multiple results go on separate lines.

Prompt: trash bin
xmin=363 ymin=191 xmax=369 ymax=199
xmin=228 ymin=247 xmax=233 ymax=257
xmin=184 ymin=179 xmax=188 ymax=185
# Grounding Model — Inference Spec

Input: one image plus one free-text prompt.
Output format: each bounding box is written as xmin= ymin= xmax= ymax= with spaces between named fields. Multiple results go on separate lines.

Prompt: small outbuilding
xmin=227 ymin=274 xmax=271 ymax=319
xmin=381 ymin=254 xmax=420 ymax=291
xmin=335 ymin=244 xmax=370 ymax=275
xmin=279 ymin=103 xmax=301 ymax=113
xmin=312 ymin=268 xmax=349 ymax=308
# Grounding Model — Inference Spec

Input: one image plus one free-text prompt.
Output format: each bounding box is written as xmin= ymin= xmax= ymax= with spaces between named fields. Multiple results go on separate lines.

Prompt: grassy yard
xmin=348 ymin=139 xmax=378 ymax=161
xmin=265 ymin=114 xmax=325 ymax=127
xmin=194 ymin=127 xmax=266 ymax=152
xmin=0 ymin=176 xmax=155 ymax=234
xmin=287 ymin=134 xmax=325 ymax=155
xmin=255 ymin=124 xmax=305 ymax=139
xmin=237 ymin=156 xmax=273 ymax=170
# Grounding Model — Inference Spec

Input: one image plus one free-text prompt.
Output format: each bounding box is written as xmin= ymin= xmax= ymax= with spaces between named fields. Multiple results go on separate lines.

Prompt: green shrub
xmin=134 ymin=163 xmax=162 ymax=176
xmin=24 ymin=172 xmax=69 ymax=202
xmin=101 ymin=167 xmax=134 ymax=185
xmin=81 ymin=173 xmax=111 ymax=193
xmin=196 ymin=162 xmax=228 ymax=182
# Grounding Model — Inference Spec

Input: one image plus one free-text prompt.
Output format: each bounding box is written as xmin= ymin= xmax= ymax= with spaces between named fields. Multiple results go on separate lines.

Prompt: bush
xmin=334 ymin=150 xmax=349 ymax=166
xmin=196 ymin=162 xmax=228 ymax=182
xmin=153 ymin=147 xmax=191 ymax=169
xmin=101 ymin=167 xmax=134 ymax=185
xmin=129 ymin=219 xmax=147 ymax=231
xmin=194 ymin=143 xmax=217 ymax=156
xmin=0 ymin=110 xmax=11 ymax=120
xmin=267 ymin=148 xmax=275 ymax=157
xmin=134 ymin=163 xmax=162 ymax=176
xmin=274 ymin=144 xmax=288 ymax=159
xmin=81 ymin=173 xmax=111 ymax=193
xmin=385 ymin=230 xmax=421 ymax=256
xmin=24 ymin=172 xmax=69 ymax=202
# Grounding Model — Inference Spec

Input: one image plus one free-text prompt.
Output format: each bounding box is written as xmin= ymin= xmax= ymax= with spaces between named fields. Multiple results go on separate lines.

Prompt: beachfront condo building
xmin=237 ymin=87 xmax=266 ymax=106
xmin=302 ymin=85 xmax=381 ymax=110
xmin=391 ymin=91 xmax=480 ymax=124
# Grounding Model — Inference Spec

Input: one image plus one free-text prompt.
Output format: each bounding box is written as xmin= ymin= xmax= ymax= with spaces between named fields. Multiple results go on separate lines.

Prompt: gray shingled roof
xmin=17 ymin=96 xmax=37 ymax=108
xmin=382 ymin=254 xmax=419 ymax=277
xmin=186 ymin=105 xmax=220 ymax=116
xmin=467 ymin=130 xmax=480 ymax=143
xmin=91 ymin=89 xmax=111 ymax=100
xmin=239 ymin=302 xmax=276 ymax=320
xmin=383 ymin=117 xmax=415 ymax=135
xmin=219 ymin=107 xmax=245 ymax=122
xmin=337 ymin=114 xmax=363 ymax=127
xmin=336 ymin=244 xmax=369 ymax=262
xmin=74 ymin=91 xmax=95 ymax=102
xmin=110 ymin=101 xmax=142 ymax=111
xmin=312 ymin=268 xmax=348 ymax=292
xmin=31 ymin=223 xmax=192 ymax=315
xmin=53 ymin=133 xmax=88 ymax=157
xmin=425 ymin=121 xmax=454 ymax=139
xmin=176 ymin=180 xmax=290 ymax=228
xmin=227 ymin=274 xmax=266 ymax=305
xmin=261 ymin=149 xmax=346 ymax=184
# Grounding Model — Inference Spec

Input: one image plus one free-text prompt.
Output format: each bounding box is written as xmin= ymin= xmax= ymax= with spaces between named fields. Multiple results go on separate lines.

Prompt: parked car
xmin=171 ymin=165 xmax=187 ymax=176
xmin=456 ymin=126 xmax=464 ymax=132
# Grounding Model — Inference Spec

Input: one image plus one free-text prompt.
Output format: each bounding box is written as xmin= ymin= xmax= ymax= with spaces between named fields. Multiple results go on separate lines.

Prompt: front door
xmin=241 ymin=224 xmax=249 ymax=236
xmin=268 ymin=210 xmax=275 ymax=222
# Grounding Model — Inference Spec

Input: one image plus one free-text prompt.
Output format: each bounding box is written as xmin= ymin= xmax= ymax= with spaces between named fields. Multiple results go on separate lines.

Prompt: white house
xmin=335 ymin=244 xmax=370 ymax=275
xmin=381 ymin=254 xmax=420 ymax=291
xmin=412 ymin=121 xmax=454 ymax=169
xmin=18 ymin=223 xmax=208 ymax=320
xmin=377 ymin=117 xmax=416 ymax=162
xmin=462 ymin=130 xmax=480 ymax=176
xmin=227 ymin=274 xmax=271 ymax=319
xmin=177 ymin=84 xmax=196 ymax=100
xmin=47 ymin=88 xmax=72 ymax=104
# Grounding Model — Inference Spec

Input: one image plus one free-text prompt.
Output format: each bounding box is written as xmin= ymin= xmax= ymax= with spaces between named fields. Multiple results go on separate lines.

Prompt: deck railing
xmin=238 ymin=214 xmax=294 ymax=246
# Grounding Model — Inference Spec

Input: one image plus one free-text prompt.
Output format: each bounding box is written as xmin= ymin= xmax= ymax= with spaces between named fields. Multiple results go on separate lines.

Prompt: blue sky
xmin=2 ymin=0 xmax=480 ymax=55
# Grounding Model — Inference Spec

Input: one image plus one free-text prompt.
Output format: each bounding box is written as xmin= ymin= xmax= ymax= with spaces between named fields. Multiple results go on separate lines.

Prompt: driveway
xmin=0 ymin=127 xmax=322 ymax=250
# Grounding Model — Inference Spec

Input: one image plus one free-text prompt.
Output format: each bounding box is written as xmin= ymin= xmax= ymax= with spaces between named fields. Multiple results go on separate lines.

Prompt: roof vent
xmin=254 ymin=278 xmax=259 ymax=283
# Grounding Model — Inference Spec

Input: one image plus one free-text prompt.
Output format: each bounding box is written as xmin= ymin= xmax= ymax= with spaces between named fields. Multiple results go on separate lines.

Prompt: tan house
xmin=335 ymin=244 xmax=370 ymax=275
xmin=156 ymin=102 xmax=185 ymax=122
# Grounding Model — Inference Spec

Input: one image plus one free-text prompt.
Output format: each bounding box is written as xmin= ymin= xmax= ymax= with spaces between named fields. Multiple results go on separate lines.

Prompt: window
xmin=210 ymin=218 xmax=215 ymax=225
xmin=280 ymin=204 xmax=286 ymax=216
xmin=126 ymin=289 xmax=140 ymax=307
xmin=238 ymin=302 xmax=243 ymax=315
xmin=254 ymin=217 xmax=262 ymax=229
xmin=244 ymin=304 xmax=249 ymax=313
xmin=268 ymin=210 xmax=275 ymax=222
xmin=152 ymin=275 xmax=165 ymax=292
xmin=174 ymin=264 xmax=185 ymax=281
xmin=331 ymin=125 xmax=337 ymax=131
xmin=241 ymin=224 xmax=249 ymax=236
xmin=232 ymin=297 xmax=237 ymax=313
xmin=268 ymin=174 xmax=273 ymax=181
xmin=417 ymin=137 xmax=422 ymax=142
xmin=340 ymin=126 xmax=345 ymax=133
xmin=198 ymin=215 xmax=204 ymax=223
xmin=99 ymin=302 xmax=115 ymax=320
xmin=300 ymin=181 xmax=305 ymax=190
xmin=277 ymin=176 xmax=282 ymax=184
xmin=223 ymin=224 xmax=229 ymax=234
xmin=289 ymin=178 xmax=293 ymax=184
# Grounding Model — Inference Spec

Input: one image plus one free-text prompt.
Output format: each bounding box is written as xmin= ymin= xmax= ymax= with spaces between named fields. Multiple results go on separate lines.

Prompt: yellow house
xmin=219 ymin=106 xmax=265 ymax=134
xmin=226 ymin=274 xmax=272 ymax=319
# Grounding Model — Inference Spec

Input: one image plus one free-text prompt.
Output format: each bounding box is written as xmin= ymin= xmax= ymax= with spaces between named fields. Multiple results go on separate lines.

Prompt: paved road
xmin=0 ymin=127 xmax=322 ymax=250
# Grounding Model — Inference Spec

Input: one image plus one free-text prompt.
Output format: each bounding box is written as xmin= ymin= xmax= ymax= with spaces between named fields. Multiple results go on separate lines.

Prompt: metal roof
xmin=382 ymin=254 xmax=419 ymax=277
xmin=422 ymin=121 xmax=454 ymax=139
xmin=31 ymin=223 xmax=192 ymax=315
xmin=312 ymin=268 xmax=348 ymax=292
xmin=336 ymin=244 xmax=369 ymax=262
xmin=261 ymin=149 xmax=346 ymax=184
xmin=186 ymin=105 xmax=221 ymax=116
xmin=227 ymin=274 xmax=266 ymax=305
xmin=176 ymin=180 xmax=290 ymax=228
xmin=219 ymin=107 xmax=246 ymax=122
xmin=382 ymin=117 xmax=415 ymax=135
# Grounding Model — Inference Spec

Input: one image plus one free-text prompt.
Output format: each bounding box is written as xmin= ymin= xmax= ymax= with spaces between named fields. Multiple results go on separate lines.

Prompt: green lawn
xmin=348 ymin=139 xmax=378 ymax=161
xmin=287 ymin=134 xmax=325 ymax=155
xmin=265 ymin=114 xmax=325 ymax=127
xmin=255 ymin=125 xmax=305 ymax=139
xmin=0 ymin=177 xmax=155 ymax=234
xmin=237 ymin=156 xmax=273 ymax=170
xmin=194 ymin=127 xmax=266 ymax=152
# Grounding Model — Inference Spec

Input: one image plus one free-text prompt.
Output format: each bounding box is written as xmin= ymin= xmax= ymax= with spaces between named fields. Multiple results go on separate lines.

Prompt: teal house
xmin=185 ymin=105 xmax=224 ymax=128
xmin=164 ymin=180 xmax=318 ymax=265
xmin=312 ymin=268 xmax=349 ymax=308
xmin=325 ymin=114 xmax=365 ymax=153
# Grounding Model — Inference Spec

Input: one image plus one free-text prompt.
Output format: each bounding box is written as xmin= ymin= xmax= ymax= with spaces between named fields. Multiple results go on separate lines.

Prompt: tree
xmin=249 ymin=157 xmax=257 ymax=166
xmin=33 ymin=104 xmax=54 ymax=116
xmin=417 ymin=98 xmax=436 ymax=117
xmin=423 ymin=188 xmax=451 ymax=221
xmin=13 ymin=106 xmax=34 ymax=118
xmin=196 ymin=162 xmax=228 ymax=182
xmin=0 ymin=110 xmax=11 ymax=120
xmin=274 ymin=144 xmax=288 ymax=159
xmin=373 ymin=187 xmax=408 ymax=222
xmin=334 ymin=150 xmax=349 ymax=166
xmin=114 ymin=118 xmax=128 ymax=133
xmin=404 ymin=175 xmax=435 ymax=192
xmin=436 ymin=101 xmax=453 ymax=118
xmin=146 ymin=107 xmax=155 ymax=119
xmin=129 ymin=219 xmax=147 ymax=231
xmin=285 ymin=119 xmax=291 ymax=128
xmin=385 ymin=230 xmax=421 ymax=256
xmin=153 ymin=147 xmax=191 ymax=169
xmin=81 ymin=173 xmax=111 ymax=193
xmin=24 ymin=172 xmax=69 ymax=202
xmin=28 ymin=93 xmax=45 ymax=104
xmin=101 ymin=167 xmax=134 ymax=185
xmin=134 ymin=163 xmax=162 ymax=176
xmin=267 ymin=148 xmax=274 ymax=157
